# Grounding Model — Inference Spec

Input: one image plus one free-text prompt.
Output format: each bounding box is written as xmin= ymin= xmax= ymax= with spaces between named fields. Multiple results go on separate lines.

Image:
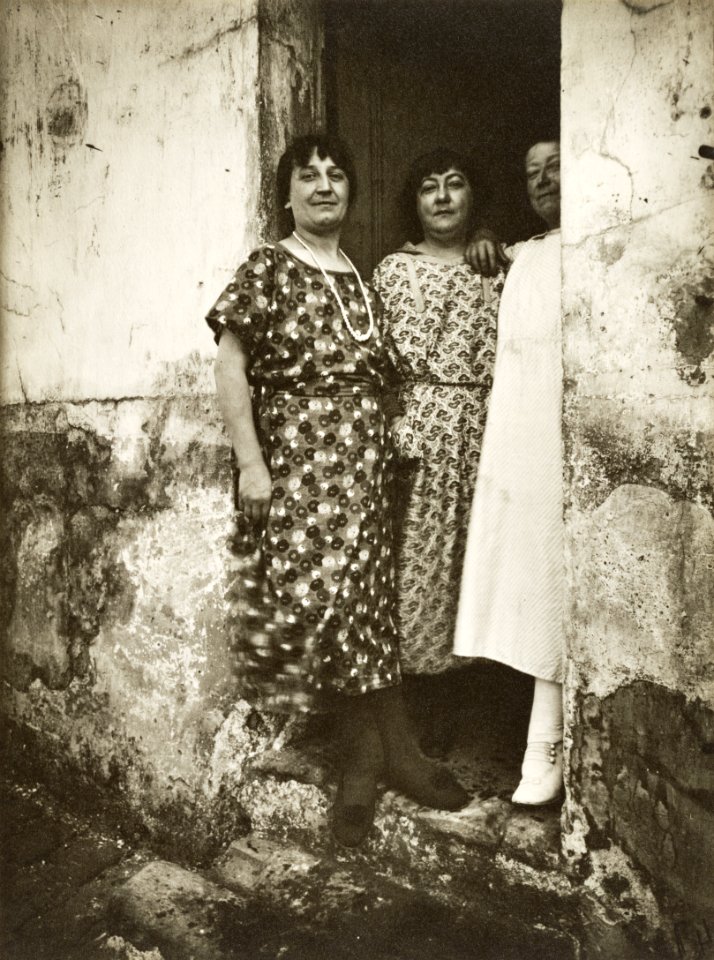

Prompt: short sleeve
xmin=371 ymin=256 xmax=398 ymax=311
xmin=205 ymin=245 xmax=276 ymax=355
xmin=504 ymin=241 xmax=526 ymax=265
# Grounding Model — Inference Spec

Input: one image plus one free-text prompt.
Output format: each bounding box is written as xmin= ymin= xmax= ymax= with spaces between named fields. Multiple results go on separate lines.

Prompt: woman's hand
xmin=390 ymin=415 xmax=405 ymax=435
xmin=465 ymin=228 xmax=508 ymax=277
xmin=238 ymin=460 xmax=272 ymax=527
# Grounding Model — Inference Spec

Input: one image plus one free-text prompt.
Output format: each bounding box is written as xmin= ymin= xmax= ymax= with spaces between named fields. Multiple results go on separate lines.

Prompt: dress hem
xmin=452 ymin=650 xmax=563 ymax=684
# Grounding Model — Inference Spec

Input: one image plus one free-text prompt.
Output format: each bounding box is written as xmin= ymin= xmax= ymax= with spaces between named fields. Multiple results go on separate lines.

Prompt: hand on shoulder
xmin=465 ymin=228 xmax=511 ymax=276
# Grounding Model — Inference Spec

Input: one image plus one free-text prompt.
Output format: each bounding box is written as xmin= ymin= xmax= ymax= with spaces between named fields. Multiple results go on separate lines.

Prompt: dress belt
xmin=259 ymin=383 xmax=378 ymax=398
xmin=401 ymin=379 xmax=479 ymax=388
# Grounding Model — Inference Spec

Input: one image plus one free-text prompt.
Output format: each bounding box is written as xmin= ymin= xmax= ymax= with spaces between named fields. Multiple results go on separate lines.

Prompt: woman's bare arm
xmin=214 ymin=329 xmax=272 ymax=526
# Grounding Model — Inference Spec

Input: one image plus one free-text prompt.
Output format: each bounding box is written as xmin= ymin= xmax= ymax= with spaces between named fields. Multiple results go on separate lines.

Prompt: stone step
xmin=234 ymin=740 xmax=576 ymax=934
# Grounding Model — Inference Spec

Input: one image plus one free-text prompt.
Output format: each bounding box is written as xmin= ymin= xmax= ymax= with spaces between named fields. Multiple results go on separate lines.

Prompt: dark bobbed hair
xmin=399 ymin=148 xmax=479 ymax=243
xmin=276 ymin=132 xmax=358 ymax=235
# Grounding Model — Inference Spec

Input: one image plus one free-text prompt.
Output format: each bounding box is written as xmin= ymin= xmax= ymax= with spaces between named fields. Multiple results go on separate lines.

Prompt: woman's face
xmin=416 ymin=167 xmax=473 ymax=242
xmin=288 ymin=149 xmax=350 ymax=236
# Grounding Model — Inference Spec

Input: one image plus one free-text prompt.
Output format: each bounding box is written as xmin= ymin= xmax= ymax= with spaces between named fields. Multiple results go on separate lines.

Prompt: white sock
xmin=526 ymin=678 xmax=563 ymax=745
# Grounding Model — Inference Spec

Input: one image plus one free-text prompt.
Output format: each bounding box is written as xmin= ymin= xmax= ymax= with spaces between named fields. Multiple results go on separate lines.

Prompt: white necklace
xmin=291 ymin=231 xmax=374 ymax=343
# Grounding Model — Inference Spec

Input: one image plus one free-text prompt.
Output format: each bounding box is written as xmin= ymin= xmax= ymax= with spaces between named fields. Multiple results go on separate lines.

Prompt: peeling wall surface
xmin=0 ymin=0 xmax=322 ymax=853
xmin=0 ymin=0 xmax=261 ymax=403
xmin=562 ymin=0 xmax=714 ymax=948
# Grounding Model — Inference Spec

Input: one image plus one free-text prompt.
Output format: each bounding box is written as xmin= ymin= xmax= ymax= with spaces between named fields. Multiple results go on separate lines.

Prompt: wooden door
xmin=325 ymin=0 xmax=561 ymax=275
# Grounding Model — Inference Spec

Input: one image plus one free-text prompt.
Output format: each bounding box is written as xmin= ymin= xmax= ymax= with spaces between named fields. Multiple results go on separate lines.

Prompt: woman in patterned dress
xmin=207 ymin=134 xmax=468 ymax=847
xmin=372 ymin=149 xmax=503 ymax=751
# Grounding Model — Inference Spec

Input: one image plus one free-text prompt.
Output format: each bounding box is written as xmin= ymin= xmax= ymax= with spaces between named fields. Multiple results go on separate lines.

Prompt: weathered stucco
xmin=562 ymin=0 xmax=714 ymax=951
xmin=0 ymin=0 xmax=323 ymax=857
xmin=257 ymin=0 xmax=324 ymax=231
xmin=0 ymin=0 xmax=261 ymax=404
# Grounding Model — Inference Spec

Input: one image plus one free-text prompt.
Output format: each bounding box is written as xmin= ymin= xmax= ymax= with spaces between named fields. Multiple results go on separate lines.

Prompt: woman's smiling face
xmin=526 ymin=141 xmax=560 ymax=228
xmin=288 ymin=149 xmax=350 ymax=236
xmin=416 ymin=167 xmax=473 ymax=243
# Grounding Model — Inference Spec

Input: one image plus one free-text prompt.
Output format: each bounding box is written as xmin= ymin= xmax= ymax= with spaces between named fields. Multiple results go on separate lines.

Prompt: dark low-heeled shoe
xmin=332 ymin=773 xmax=377 ymax=847
xmin=387 ymin=761 xmax=470 ymax=811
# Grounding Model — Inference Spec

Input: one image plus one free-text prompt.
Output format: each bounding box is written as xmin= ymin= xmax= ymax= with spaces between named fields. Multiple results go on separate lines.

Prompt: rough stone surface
xmin=102 ymin=940 xmax=164 ymax=960
xmin=572 ymin=682 xmax=714 ymax=917
xmin=212 ymin=835 xmax=320 ymax=892
xmin=562 ymin=0 xmax=714 ymax=951
xmin=568 ymin=486 xmax=714 ymax=701
xmin=109 ymin=861 xmax=245 ymax=960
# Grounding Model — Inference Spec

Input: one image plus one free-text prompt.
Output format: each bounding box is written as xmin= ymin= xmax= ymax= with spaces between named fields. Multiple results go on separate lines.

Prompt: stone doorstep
xmin=223 ymin=768 xmax=579 ymax=951
xmin=242 ymin=740 xmax=563 ymax=871
xmin=237 ymin=767 xmax=565 ymax=876
xmin=245 ymin=745 xmax=561 ymax=852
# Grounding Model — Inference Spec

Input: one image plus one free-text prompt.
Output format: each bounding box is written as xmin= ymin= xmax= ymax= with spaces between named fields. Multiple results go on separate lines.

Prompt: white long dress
xmin=453 ymin=229 xmax=564 ymax=682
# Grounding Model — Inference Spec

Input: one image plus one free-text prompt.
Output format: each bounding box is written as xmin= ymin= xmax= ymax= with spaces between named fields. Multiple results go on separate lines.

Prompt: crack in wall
xmin=3 ymin=304 xmax=35 ymax=318
xmin=0 ymin=270 xmax=36 ymax=292
xmin=14 ymin=360 xmax=28 ymax=404
xmin=161 ymin=15 xmax=258 ymax=65
xmin=563 ymin=196 xmax=703 ymax=247
xmin=599 ymin=11 xmax=638 ymax=173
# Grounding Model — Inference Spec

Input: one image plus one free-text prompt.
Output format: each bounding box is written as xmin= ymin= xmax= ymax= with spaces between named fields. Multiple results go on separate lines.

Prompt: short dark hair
xmin=276 ymin=133 xmax=357 ymax=234
xmin=399 ymin=148 xmax=478 ymax=242
xmin=525 ymin=134 xmax=560 ymax=158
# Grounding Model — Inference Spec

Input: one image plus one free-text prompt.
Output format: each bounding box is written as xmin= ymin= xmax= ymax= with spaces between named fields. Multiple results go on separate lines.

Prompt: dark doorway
xmin=325 ymin=0 xmax=561 ymax=274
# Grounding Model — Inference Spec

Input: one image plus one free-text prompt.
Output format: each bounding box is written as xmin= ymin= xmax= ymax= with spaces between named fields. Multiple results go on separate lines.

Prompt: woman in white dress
xmin=455 ymin=140 xmax=564 ymax=805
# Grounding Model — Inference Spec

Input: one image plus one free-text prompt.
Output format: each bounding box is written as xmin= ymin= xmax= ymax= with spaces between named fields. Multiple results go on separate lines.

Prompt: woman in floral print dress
xmin=206 ymin=134 xmax=469 ymax=847
xmin=373 ymin=149 xmax=502 ymax=688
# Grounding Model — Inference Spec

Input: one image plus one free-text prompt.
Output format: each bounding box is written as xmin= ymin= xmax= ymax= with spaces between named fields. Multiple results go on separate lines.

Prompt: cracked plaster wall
xmin=562 ymin=0 xmax=714 ymax=949
xmin=0 ymin=0 xmax=261 ymax=404
xmin=1 ymin=0 xmax=323 ymax=855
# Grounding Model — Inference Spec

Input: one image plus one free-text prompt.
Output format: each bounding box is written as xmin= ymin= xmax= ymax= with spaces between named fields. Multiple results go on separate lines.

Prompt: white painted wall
xmin=1 ymin=0 xmax=261 ymax=404
xmin=562 ymin=0 xmax=714 ymax=702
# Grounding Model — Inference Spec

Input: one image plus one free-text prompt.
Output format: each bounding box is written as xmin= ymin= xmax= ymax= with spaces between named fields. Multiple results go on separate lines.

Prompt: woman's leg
xmin=512 ymin=678 xmax=563 ymax=805
xmin=413 ymin=673 xmax=459 ymax=759
xmin=332 ymin=693 xmax=384 ymax=846
xmin=367 ymin=685 xmax=469 ymax=810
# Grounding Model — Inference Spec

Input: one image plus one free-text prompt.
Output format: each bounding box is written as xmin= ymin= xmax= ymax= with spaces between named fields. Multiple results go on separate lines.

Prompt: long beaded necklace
xmin=291 ymin=230 xmax=374 ymax=343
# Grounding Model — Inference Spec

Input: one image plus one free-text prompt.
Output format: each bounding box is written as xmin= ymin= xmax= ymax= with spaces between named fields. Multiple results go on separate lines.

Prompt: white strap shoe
xmin=511 ymin=741 xmax=563 ymax=806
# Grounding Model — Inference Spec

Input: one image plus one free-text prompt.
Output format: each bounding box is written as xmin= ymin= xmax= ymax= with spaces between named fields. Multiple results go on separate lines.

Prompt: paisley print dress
xmin=372 ymin=249 xmax=502 ymax=673
xmin=207 ymin=243 xmax=401 ymax=711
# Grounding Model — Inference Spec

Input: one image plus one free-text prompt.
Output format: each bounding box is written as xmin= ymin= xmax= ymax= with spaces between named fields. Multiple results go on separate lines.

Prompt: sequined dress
xmin=206 ymin=243 xmax=401 ymax=711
